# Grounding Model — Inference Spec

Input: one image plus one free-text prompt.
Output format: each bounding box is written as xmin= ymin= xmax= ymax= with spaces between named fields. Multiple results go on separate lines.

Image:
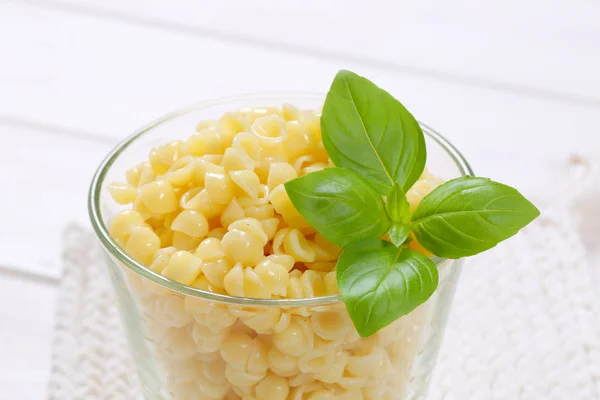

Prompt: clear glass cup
xmin=88 ymin=94 xmax=473 ymax=400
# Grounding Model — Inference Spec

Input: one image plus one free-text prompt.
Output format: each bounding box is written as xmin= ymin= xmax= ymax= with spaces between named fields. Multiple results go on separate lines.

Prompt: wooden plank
xmin=0 ymin=123 xmax=113 ymax=278
xmin=1 ymin=3 xmax=599 ymax=165
xmin=18 ymin=0 xmax=600 ymax=103
xmin=0 ymin=274 xmax=57 ymax=399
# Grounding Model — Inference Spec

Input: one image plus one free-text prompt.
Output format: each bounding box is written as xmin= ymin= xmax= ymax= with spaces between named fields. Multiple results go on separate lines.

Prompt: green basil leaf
xmin=285 ymin=167 xmax=391 ymax=247
xmin=411 ymin=176 xmax=540 ymax=258
xmin=336 ymin=239 xmax=439 ymax=337
xmin=388 ymin=223 xmax=411 ymax=247
xmin=321 ymin=70 xmax=426 ymax=195
xmin=386 ymin=183 xmax=410 ymax=223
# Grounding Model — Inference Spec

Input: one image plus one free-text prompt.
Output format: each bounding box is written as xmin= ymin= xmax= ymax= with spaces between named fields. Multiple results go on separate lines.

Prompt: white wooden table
xmin=1 ymin=1 xmax=599 ymax=398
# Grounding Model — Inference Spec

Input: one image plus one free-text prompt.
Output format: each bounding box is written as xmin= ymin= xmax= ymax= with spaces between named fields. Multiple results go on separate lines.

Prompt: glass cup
xmin=88 ymin=94 xmax=473 ymax=400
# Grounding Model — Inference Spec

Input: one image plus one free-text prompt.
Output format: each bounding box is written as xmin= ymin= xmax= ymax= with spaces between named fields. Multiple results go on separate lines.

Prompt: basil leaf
xmin=411 ymin=176 xmax=540 ymax=258
xmin=388 ymin=223 xmax=411 ymax=247
xmin=336 ymin=238 xmax=438 ymax=337
xmin=285 ymin=167 xmax=391 ymax=247
xmin=386 ymin=183 xmax=410 ymax=223
xmin=321 ymin=70 xmax=426 ymax=195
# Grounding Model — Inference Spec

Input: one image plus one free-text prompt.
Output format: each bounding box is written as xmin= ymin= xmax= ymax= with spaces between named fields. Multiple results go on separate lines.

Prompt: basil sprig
xmin=285 ymin=70 xmax=540 ymax=337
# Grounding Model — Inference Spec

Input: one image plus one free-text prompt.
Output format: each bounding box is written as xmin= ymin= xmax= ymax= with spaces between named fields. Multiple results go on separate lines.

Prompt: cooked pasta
xmin=190 ymin=188 xmax=227 ymax=219
xmin=207 ymin=227 xmax=227 ymax=240
xmin=217 ymin=112 xmax=249 ymax=146
xmin=284 ymin=120 xmax=313 ymax=159
xmin=161 ymin=251 xmax=203 ymax=285
xmin=221 ymin=332 xmax=268 ymax=372
xmin=151 ymin=295 xmax=194 ymax=329
xmin=255 ymin=373 xmax=289 ymax=400
xmin=267 ymin=347 xmax=299 ymax=377
xmin=137 ymin=161 xmax=156 ymax=187
xmin=195 ymin=238 xmax=225 ymax=260
xmin=185 ymin=126 xmax=225 ymax=157
xmin=271 ymin=228 xmax=315 ymax=262
xmin=138 ymin=180 xmax=178 ymax=214
xmin=300 ymin=161 xmax=328 ymax=176
xmin=170 ymin=209 xmax=209 ymax=238
xmin=243 ymin=204 xmax=274 ymax=220
xmin=205 ymin=171 xmax=236 ymax=205
xmin=237 ymin=184 xmax=270 ymax=208
xmin=109 ymin=210 xmax=145 ymax=240
xmin=307 ymin=350 xmax=348 ymax=384
xmin=158 ymin=327 xmax=197 ymax=362
xmin=191 ymin=322 xmax=228 ymax=354
xmin=252 ymin=115 xmax=287 ymax=145
xmin=282 ymin=103 xmax=300 ymax=121
xmin=148 ymin=141 xmax=184 ymax=175
xmin=272 ymin=316 xmax=314 ymax=357
xmin=189 ymin=275 xmax=225 ymax=294
xmin=267 ymin=162 xmax=297 ymax=189
xmin=254 ymin=258 xmax=289 ymax=297
xmin=222 ymin=147 xmax=256 ymax=172
xmin=195 ymin=362 xmax=231 ymax=400
xmin=232 ymin=131 xmax=261 ymax=164
xmin=224 ymin=263 xmax=271 ymax=299
xmin=163 ymin=156 xmax=196 ymax=187
xmin=107 ymin=182 xmax=137 ymax=204
xmin=287 ymin=270 xmax=327 ymax=299
xmin=311 ymin=309 xmax=351 ymax=341
xmin=124 ymin=226 xmax=161 ymax=266
xmin=229 ymin=306 xmax=282 ymax=334
xmin=229 ymin=170 xmax=261 ymax=199
xmin=346 ymin=347 xmax=394 ymax=379
xmin=200 ymin=258 xmax=233 ymax=289
xmin=222 ymin=218 xmax=268 ymax=266
xmin=406 ymin=169 xmax=444 ymax=212
xmin=171 ymin=231 xmax=202 ymax=251
xmin=108 ymin=104 xmax=444 ymax=400
xmin=323 ymin=271 xmax=338 ymax=295
xmin=194 ymin=157 xmax=224 ymax=186
xmin=125 ymin=162 xmax=143 ymax=187
xmin=220 ymin=199 xmax=245 ymax=228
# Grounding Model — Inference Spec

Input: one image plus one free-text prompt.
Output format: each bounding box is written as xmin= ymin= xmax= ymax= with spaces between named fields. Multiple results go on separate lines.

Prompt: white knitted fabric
xmin=48 ymin=225 xmax=141 ymax=400
xmin=48 ymin=158 xmax=600 ymax=400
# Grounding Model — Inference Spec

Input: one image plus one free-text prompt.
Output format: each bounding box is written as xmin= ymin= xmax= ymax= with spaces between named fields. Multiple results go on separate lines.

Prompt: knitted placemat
xmin=48 ymin=225 xmax=141 ymax=400
xmin=48 ymin=158 xmax=600 ymax=399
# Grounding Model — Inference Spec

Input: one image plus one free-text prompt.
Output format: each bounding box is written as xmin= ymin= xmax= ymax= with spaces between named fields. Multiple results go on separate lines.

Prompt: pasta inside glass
xmin=89 ymin=94 xmax=472 ymax=400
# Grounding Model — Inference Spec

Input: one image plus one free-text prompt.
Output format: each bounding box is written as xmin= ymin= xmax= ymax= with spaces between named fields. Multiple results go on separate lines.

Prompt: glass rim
xmin=88 ymin=92 xmax=474 ymax=307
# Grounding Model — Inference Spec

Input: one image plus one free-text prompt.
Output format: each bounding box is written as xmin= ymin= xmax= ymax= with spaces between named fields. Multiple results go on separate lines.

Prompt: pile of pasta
xmin=108 ymin=105 xmax=444 ymax=400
